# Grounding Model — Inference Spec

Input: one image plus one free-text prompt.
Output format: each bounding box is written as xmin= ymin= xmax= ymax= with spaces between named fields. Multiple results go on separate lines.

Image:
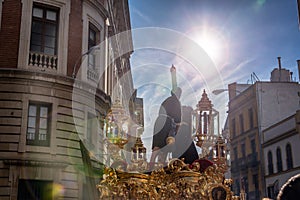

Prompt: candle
xmin=136 ymin=149 xmax=139 ymax=160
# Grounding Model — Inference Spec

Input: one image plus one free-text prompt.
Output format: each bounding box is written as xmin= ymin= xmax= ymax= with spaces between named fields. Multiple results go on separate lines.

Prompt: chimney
xmin=297 ymin=60 xmax=300 ymax=82
xmin=277 ymin=57 xmax=282 ymax=70
xmin=228 ymin=82 xmax=237 ymax=101
xmin=277 ymin=57 xmax=282 ymax=81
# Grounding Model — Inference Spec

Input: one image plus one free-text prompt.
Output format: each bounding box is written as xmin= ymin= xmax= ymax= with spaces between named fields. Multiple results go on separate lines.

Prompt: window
xmin=231 ymin=118 xmax=236 ymax=137
xmin=87 ymin=112 xmax=96 ymax=145
xmin=267 ymin=185 xmax=275 ymax=199
xmin=88 ymin=23 xmax=98 ymax=69
xmin=18 ymin=179 xmax=53 ymax=200
xmin=251 ymin=139 xmax=256 ymax=154
xmin=286 ymin=143 xmax=293 ymax=170
xmin=87 ymin=22 xmax=101 ymax=81
xmin=243 ymin=177 xmax=249 ymax=194
xmin=276 ymin=148 xmax=283 ymax=172
xmin=235 ymin=179 xmax=240 ymax=194
xmin=233 ymin=147 xmax=238 ymax=160
xmin=241 ymin=143 xmax=246 ymax=158
xmin=248 ymin=108 xmax=254 ymax=129
xmin=253 ymin=174 xmax=258 ymax=189
xmin=231 ymin=147 xmax=238 ymax=171
xmin=29 ymin=3 xmax=59 ymax=68
xmin=27 ymin=103 xmax=51 ymax=146
xmin=268 ymin=151 xmax=274 ymax=174
xmin=30 ymin=4 xmax=59 ymax=55
xmin=253 ymin=174 xmax=259 ymax=199
xmin=239 ymin=114 xmax=244 ymax=133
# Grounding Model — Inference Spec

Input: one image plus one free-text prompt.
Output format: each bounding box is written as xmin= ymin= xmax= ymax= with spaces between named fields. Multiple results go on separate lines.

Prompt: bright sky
xmin=127 ymin=0 xmax=300 ymax=157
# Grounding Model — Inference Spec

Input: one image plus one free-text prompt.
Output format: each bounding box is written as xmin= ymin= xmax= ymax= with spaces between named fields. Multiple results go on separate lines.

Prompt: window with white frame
xmin=82 ymin=1 xmax=105 ymax=84
xmin=87 ymin=22 xmax=100 ymax=81
xmin=18 ymin=0 xmax=70 ymax=75
xmin=88 ymin=23 xmax=97 ymax=68
xmin=27 ymin=102 xmax=51 ymax=146
xmin=29 ymin=3 xmax=59 ymax=69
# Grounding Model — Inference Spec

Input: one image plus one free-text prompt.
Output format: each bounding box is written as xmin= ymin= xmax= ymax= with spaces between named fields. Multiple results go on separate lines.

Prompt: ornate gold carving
xmin=97 ymin=158 xmax=235 ymax=200
xmin=97 ymin=87 xmax=237 ymax=199
xmin=166 ymin=136 xmax=175 ymax=145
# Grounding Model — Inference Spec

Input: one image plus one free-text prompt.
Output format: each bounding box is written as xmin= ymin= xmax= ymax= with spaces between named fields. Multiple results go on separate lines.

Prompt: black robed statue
xmin=150 ymin=87 xmax=182 ymax=164
xmin=150 ymin=65 xmax=198 ymax=166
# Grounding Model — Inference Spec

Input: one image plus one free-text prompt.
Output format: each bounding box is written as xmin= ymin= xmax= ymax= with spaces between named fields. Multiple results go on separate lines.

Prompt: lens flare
xmin=187 ymin=26 xmax=229 ymax=67
xmin=52 ymin=183 xmax=64 ymax=198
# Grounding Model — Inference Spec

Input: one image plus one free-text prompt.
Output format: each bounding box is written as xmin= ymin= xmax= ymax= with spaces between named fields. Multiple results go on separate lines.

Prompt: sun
xmin=188 ymin=27 xmax=228 ymax=65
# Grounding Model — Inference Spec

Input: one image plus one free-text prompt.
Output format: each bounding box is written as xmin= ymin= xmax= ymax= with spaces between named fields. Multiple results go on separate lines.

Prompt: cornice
xmin=3 ymin=159 xmax=68 ymax=168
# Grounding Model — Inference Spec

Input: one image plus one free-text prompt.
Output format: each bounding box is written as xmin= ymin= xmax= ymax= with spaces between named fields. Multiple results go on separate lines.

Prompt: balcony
xmin=239 ymin=157 xmax=247 ymax=170
xmin=87 ymin=69 xmax=99 ymax=82
xmin=231 ymin=161 xmax=239 ymax=173
xmin=231 ymin=157 xmax=247 ymax=173
xmin=29 ymin=52 xmax=57 ymax=70
xmin=247 ymin=152 xmax=259 ymax=168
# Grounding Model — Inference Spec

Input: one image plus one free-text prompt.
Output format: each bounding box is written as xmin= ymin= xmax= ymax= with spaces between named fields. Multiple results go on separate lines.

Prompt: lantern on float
xmin=131 ymin=137 xmax=146 ymax=162
xmin=214 ymin=136 xmax=227 ymax=165
xmin=193 ymin=90 xmax=219 ymax=157
xmin=104 ymin=98 xmax=128 ymax=148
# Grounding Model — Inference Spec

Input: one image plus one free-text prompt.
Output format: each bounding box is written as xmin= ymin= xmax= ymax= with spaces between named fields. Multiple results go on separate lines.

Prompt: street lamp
xmin=212 ymin=89 xmax=242 ymax=95
xmin=212 ymin=89 xmax=229 ymax=95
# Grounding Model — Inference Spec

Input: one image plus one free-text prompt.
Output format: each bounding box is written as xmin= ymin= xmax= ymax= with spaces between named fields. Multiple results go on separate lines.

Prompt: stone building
xmin=263 ymin=110 xmax=300 ymax=199
xmin=228 ymin=58 xmax=300 ymax=200
xmin=0 ymin=0 xmax=138 ymax=199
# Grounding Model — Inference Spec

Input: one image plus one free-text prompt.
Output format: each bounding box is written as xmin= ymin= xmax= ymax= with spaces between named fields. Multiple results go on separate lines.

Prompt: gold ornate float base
xmin=97 ymin=159 xmax=239 ymax=200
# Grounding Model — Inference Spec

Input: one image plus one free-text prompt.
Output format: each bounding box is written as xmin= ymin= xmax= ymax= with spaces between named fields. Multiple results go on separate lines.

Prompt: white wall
xmin=264 ymin=134 xmax=300 ymax=175
xmin=264 ymin=117 xmax=294 ymax=143
xmin=264 ymin=130 xmax=300 ymax=195
xmin=257 ymin=82 xmax=300 ymax=130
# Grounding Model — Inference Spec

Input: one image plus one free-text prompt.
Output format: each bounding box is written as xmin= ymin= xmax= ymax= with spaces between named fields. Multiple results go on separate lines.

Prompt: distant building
xmin=0 ymin=0 xmax=140 ymax=199
xmin=263 ymin=110 xmax=300 ymax=199
xmin=228 ymin=58 xmax=300 ymax=200
xmin=222 ymin=118 xmax=231 ymax=179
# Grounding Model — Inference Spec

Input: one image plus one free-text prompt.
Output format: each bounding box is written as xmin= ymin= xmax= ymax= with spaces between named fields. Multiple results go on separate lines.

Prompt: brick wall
xmin=67 ymin=0 xmax=83 ymax=77
xmin=0 ymin=0 xmax=22 ymax=68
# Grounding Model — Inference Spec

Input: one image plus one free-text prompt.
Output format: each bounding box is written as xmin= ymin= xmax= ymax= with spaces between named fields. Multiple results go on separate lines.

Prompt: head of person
xmin=171 ymin=87 xmax=182 ymax=99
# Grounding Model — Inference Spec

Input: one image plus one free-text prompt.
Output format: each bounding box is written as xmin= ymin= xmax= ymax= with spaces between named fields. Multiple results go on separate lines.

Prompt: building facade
xmin=263 ymin=110 xmax=300 ymax=199
xmin=0 ymin=0 xmax=138 ymax=199
xmin=228 ymin=60 xmax=300 ymax=200
xmin=228 ymin=82 xmax=261 ymax=200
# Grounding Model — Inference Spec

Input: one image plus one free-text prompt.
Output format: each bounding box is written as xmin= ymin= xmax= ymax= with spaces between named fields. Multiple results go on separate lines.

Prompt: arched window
xmin=276 ymin=148 xmax=283 ymax=172
xmin=268 ymin=151 xmax=274 ymax=174
xmin=286 ymin=144 xmax=293 ymax=170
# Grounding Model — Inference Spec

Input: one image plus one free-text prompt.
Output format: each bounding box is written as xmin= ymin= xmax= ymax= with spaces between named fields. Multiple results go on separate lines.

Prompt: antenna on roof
xmin=252 ymin=72 xmax=260 ymax=81
xmin=250 ymin=72 xmax=260 ymax=84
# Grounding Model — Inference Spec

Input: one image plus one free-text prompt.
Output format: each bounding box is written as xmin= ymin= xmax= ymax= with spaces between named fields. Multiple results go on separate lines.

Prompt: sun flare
xmin=189 ymin=27 xmax=228 ymax=65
